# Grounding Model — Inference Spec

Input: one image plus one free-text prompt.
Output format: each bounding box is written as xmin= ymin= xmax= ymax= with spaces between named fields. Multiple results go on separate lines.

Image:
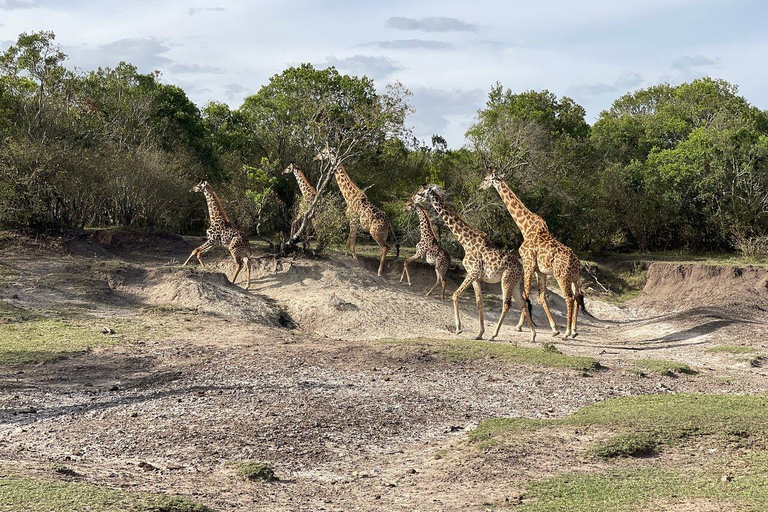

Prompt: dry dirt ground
xmin=0 ymin=231 xmax=767 ymax=511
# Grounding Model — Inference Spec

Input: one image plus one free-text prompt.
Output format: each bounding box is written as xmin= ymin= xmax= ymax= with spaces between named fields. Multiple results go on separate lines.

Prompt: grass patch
xmin=706 ymin=345 xmax=756 ymax=355
xmin=581 ymin=260 xmax=648 ymax=304
xmin=517 ymin=453 xmax=768 ymax=511
xmin=0 ymin=319 xmax=115 ymax=365
xmin=229 ymin=460 xmax=277 ymax=482
xmin=380 ymin=338 xmax=599 ymax=371
xmin=632 ymin=359 xmax=697 ymax=377
xmin=0 ymin=476 xmax=212 ymax=512
xmin=590 ymin=432 xmax=657 ymax=459
xmin=471 ymin=393 xmax=768 ymax=449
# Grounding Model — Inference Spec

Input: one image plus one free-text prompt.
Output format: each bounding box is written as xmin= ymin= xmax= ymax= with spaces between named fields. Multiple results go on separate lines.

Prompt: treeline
xmin=1 ymin=31 xmax=766 ymax=254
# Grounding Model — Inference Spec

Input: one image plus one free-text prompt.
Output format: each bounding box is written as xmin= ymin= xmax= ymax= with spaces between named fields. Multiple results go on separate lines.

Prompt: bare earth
xmin=0 ymin=232 xmax=767 ymax=511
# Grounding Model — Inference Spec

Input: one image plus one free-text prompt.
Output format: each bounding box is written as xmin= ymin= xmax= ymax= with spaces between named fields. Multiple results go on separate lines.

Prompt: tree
xmin=238 ymin=64 xmax=412 ymax=253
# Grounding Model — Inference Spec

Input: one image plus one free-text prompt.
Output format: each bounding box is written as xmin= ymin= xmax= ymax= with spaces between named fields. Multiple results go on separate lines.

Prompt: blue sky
xmin=1 ymin=0 xmax=766 ymax=146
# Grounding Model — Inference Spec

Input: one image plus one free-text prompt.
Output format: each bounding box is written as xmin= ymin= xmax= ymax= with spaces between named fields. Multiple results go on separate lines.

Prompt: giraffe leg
xmin=426 ymin=273 xmax=440 ymax=297
xmin=556 ymin=276 xmax=575 ymax=338
xmin=489 ymin=272 xmax=512 ymax=342
xmin=452 ymin=272 xmax=478 ymax=336
xmin=537 ymin=272 xmax=560 ymax=336
xmin=231 ymin=253 xmax=243 ymax=284
xmin=400 ymin=252 xmax=422 ymax=285
xmin=471 ymin=280 xmax=484 ymax=340
xmin=516 ymin=259 xmax=537 ymax=331
xmin=440 ymin=277 xmax=447 ymax=301
xmin=570 ymin=279 xmax=580 ymax=338
xmin=244 ymin=256 xmax=252 ymax=290
xmin=347 ymin=221 xmax=359 ymax=260
xmin=372 ymin=226 xmax=390 ymax=276
xmin=184 ymin=239 xmax=214 ymax=267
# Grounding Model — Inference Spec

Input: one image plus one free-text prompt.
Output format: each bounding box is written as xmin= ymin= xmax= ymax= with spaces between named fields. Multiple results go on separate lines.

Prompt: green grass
xmin=631 ymin=359 xmax=697 ymax=377
xmin=0 ymin=476 xmax=212 ymax=512
xmin=706 ymin=345 xmax=756 ymax=355
xmin=471 ymin=393 xmax=768 ymax=449
xmin=228 ymin=461 xmax=277 ymax=482
xmin=0 ymin=318 xmax=115 ymax=365
xmin=516 ymin=453 xmax=768 ymax=511
xmin=590 ymin=432 xmax=658 ymax=459
xmin=474 ymin=394 xmax=768 ymax=510
xmin=380 ymin=338 xmax=599 ymax=371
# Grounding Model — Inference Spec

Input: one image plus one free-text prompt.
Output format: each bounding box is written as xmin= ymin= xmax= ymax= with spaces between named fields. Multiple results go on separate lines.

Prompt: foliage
xmin=1 ymin=31 xmax=765 ymax=255
xmin=230 ymin=461 xmax=277 ymax=482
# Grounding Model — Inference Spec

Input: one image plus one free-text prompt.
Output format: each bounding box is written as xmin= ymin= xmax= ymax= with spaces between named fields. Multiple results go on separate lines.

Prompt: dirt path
xmin=1 ymin=237 xmax=767 ymax=510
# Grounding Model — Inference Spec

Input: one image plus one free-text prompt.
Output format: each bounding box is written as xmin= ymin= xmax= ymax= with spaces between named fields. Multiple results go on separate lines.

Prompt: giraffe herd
xmin=186 ymin=148 xmax=590 ymax=342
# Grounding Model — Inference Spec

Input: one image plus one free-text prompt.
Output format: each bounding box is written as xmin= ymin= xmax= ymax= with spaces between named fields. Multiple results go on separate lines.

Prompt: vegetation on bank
xmin=1 ymin=31 xmax=766 ymax=257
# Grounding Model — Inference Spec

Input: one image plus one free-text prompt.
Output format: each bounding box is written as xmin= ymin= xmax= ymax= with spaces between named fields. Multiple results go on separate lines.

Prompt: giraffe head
xmin=190 ymin=180 xmax=208 ymax=193
xmin=282 ymin=162 xmax=298 ymax=175
xmin=411 ymin=183 xmax=443 ymax=206
xmin=479 ymin=167 xmax=503 ymax=190
xmin=313 ymin=146 xmax=338 ymax=166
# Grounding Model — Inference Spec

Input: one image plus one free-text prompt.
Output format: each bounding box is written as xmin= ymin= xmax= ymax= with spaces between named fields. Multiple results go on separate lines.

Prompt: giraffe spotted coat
xmin=400 ymin=201 xmax=451 ymax=300
xmin=412 ymin=184 xmax=535 ymax=342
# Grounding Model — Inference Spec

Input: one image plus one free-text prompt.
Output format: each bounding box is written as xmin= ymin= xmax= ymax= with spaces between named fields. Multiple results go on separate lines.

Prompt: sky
xmin=1 ymin=0 xmax=767 ymax=147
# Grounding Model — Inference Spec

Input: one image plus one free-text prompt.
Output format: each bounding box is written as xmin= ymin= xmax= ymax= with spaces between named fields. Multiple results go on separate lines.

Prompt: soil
xmin=0 ymin=231 xmax=767 ymax=511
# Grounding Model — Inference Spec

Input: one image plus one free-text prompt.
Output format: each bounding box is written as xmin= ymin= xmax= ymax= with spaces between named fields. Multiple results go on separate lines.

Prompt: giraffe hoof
xmin=455 ymin=329 xmax=463 ymax=335
xmin=552 ymin=331 xmax=561 ymax=337
xmin=488 ymin=335 xmax=497 ymax=341
xmin=515 ymin=326 xmax=523 ymax=332
xmin=571 ymin=332 xmax=579 ymax=339
xmin=474 ymin=334 xmax=483 ymax=340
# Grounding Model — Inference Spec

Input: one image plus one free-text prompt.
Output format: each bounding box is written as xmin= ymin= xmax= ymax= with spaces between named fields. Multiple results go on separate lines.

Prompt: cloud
xmin=409 ymin=86 xmax=485 ymax=144
xmin=386 ymin=16 xmax=478 ymax=33
xmin=671 ymin=55 xmax=721 ymax=71
xmin=188 ymin=6 xmax=226 ymax=15
xmin=361 ymin=39 xmax=454 ymax=51
xmin=90 ymin=37 xmax=173 ymax=72
xmin=169 ymin=63 xmax=224 ymax=74
xmin=567 ymin=72 xmax=644 ymax=100
xmin=223 ymin=83 xmax=247 ymax=101
xmin=322 ymin=55 xmax=403 ymax=79
xmin=0 ymin=0 xmax=35 ymax=9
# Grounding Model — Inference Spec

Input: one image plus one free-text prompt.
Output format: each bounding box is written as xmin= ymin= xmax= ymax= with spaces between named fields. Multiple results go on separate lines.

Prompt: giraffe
xmin=283 ymin=162 xmax=318 ymax=240
xmin=411 ymin=184 xmax=536 ymax=342
xmin=400 ymin=198 xmax=451 ymax=300
xmin=479 ymin=168 xmax=590 ymax=338
xmin=313 ymin=148 xmax=393 ymax=276
xmin=183 ymin=180 xmax=253 ymax=289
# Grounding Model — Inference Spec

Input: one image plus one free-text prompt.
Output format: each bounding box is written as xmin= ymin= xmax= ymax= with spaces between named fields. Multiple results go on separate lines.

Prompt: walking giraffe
xmin=283 ymin=162 xmax=319 ymax=243
xmin=313 ymin=147 xmax=393 ymax=276
xmin=479 ymin=168 xmax=590 ymax=338
xmin=400 ymin=198 xmax=451 ymax=300
xmin=184 ymin=180 xmax=253 ymax=289
xmin=411 ymin=184 xmax=536 ymax=341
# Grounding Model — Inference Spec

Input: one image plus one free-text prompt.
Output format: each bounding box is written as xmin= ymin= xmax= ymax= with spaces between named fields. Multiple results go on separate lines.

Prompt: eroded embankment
xmin=633 ymin=262 xmax=768 ymax=312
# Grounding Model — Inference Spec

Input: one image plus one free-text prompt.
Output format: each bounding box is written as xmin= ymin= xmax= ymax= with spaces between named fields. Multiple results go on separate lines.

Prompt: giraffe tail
xmin=525 ymin=297 xmax=536 ymax=327
xmin=572 ymin=280 xmax=594 ymax=318
xmin=389 ymin=224 xmax=400 ymax=259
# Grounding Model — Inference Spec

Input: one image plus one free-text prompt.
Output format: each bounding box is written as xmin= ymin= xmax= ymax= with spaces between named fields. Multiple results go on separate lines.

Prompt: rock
xmin=101 ymin=327 xmax=115 ymax=335
xmin=721 ymin=474 xmax=733 ymax=482
xmin=138 ymin=461 xmax=158 ymax=472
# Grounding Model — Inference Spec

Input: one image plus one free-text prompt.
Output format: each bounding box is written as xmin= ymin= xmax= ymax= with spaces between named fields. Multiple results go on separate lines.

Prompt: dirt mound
xmin=250 ymin=254 xmax=557 ymax=341
xmin=87 ymin=229 xmax=193 ymax=259
xmin=633 ymin=262 xmax=768 ymax=313
xmin=115 ymin=266 xmax=283 ymax=325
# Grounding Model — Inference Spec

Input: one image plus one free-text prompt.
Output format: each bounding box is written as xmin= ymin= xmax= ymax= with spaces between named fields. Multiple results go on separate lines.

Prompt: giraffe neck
xmin=494 ymin=180 xmax=547 ymax=237
xmin=427 ymin=190 xmax=484 ymax=249
xmin=203 ymin=185 xmax=230 ymax=226
xmin=334 ymin=164 xmax=364 ymax=205
xmin=292 ymin=168 xmax=316 ymax=199
xmin=415 ymin=203 xmax=438 ymax=241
